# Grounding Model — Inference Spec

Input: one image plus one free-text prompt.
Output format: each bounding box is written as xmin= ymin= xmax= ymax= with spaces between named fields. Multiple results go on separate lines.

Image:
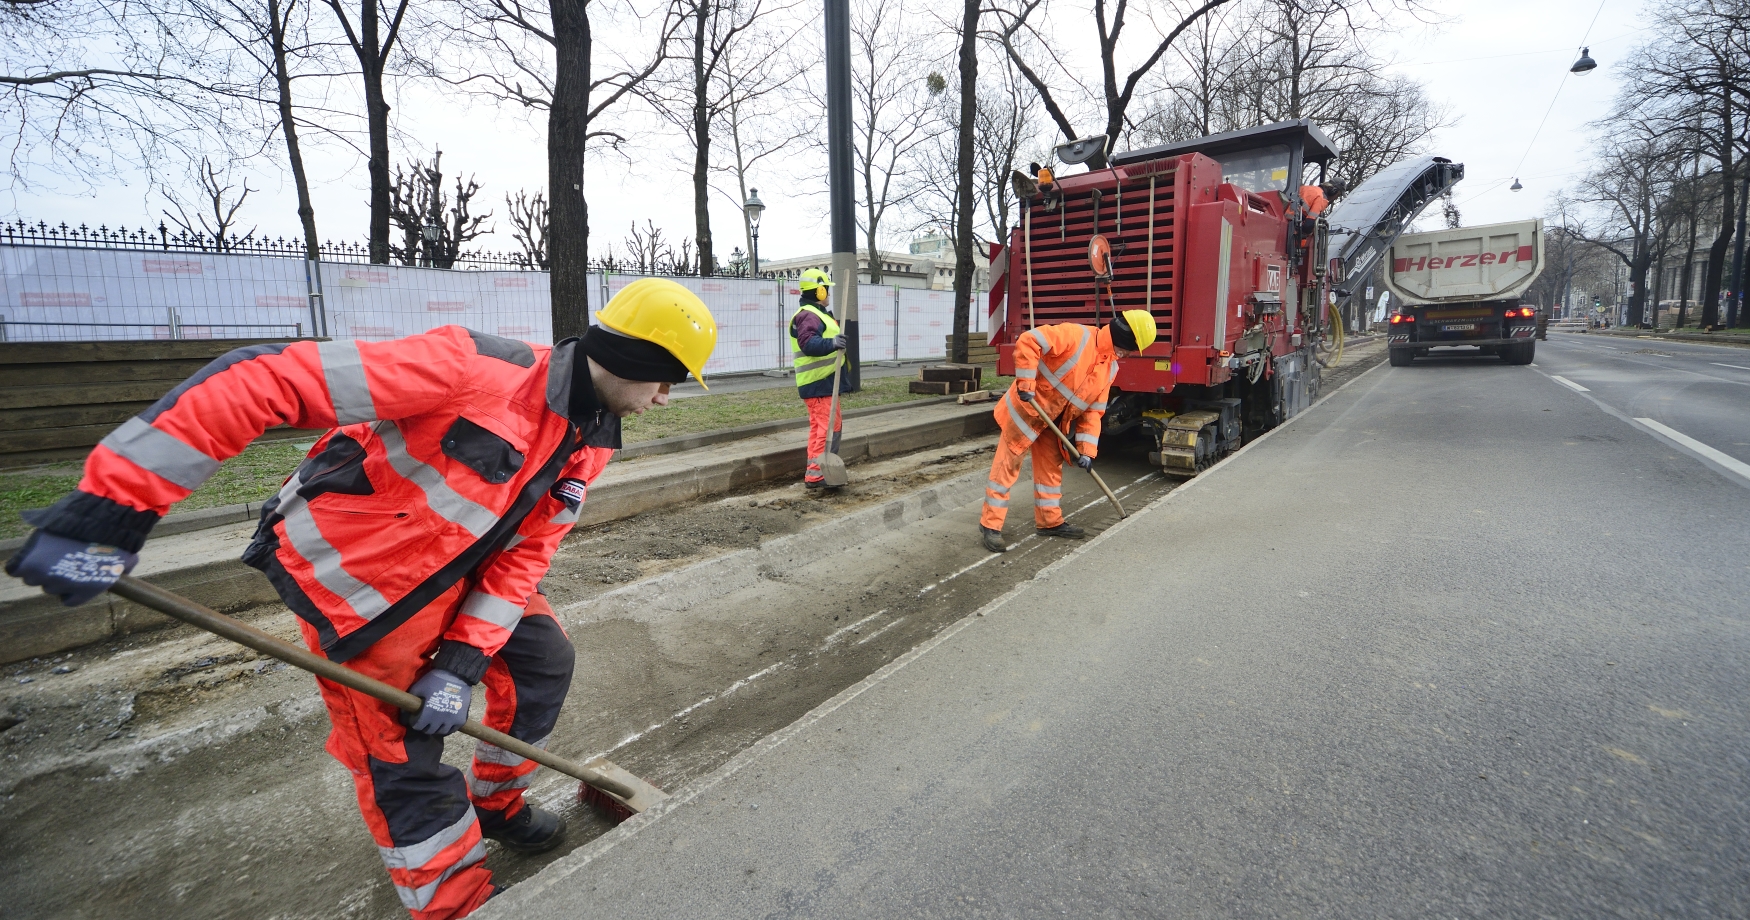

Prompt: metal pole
xmin=824 ymin=0 xmax=859 ymax=390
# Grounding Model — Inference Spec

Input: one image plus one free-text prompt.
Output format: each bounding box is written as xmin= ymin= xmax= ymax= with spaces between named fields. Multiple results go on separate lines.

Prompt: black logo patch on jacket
xmin=552 ymin=478 xmax=587 ymax=510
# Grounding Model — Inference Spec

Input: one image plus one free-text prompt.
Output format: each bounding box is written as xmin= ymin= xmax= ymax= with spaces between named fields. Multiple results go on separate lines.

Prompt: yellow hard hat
xmin=595 ymin=278 xmax=718 ymax=388
xmin=799 ymin=267 xmax=834 ymax=291
xmin=1116 ymin=309 xmax=1158 ymax=351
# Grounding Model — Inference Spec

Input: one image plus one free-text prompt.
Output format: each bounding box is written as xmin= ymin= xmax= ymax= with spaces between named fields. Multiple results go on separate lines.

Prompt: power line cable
xmin=1506 ymin=0 xmax=1611 ymax=187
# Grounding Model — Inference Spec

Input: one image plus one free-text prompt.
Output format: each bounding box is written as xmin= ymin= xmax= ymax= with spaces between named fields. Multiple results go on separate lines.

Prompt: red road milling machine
xmin=990 ymin=119 xmax=1464 ymax=474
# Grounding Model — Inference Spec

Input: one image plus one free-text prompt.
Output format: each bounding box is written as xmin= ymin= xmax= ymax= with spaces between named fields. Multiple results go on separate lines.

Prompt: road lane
xmin=488 ymin=353 xmax=1750 ymax=919
xmin=1535 ymin=334 xmax=1750 ymax=476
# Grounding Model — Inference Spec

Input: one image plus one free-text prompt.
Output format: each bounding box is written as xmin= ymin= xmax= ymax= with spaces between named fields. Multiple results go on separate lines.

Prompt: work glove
xmin=832 ymin=334 xmax=847 ymax=350
xmin=1075 ymin=455 xmax=1094 ymax=470
xmin=1017 ymin=389 xmax=1035 ymax=402
xmin=4 ymin=530 xmax=138 ymax=607
xmin=407 ymin=669 xmax=471 ymax=736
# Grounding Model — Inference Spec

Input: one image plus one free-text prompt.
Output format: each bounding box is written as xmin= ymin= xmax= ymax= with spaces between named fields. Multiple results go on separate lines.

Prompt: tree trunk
xmin=1700 ymin=102 xmax=1735 ymax=329
xmin=549 ymin=0 xmax=592 ymax=340
xmin=691 ymin=2 xmax=713 ymax=276
xmin=354 ymin=2 xmax=392 ymax=265
xmin=1627 ymin=248 xmax=1649 ymax=328
xmin=270 ymin=0 xmax=320 ymax=261
xmin=950 ymin=0 xmax=977 ymax=364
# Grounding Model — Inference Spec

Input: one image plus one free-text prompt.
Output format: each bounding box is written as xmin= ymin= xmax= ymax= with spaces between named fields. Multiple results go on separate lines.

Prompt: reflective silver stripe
xmin=1038 ymin=328 xmax=1094 ymax=410
xmin=378 ymin=808 xmax=478 ymax=871
xmin=459 ymin=591 xmax=523 ymax=631
xmin=795 ymin=355 xmax=840 ymax=374
xmin=1075 ymin=432 xmax=1098 ymax=444
xmin=505 ymin=533 xmax=528 ymax=549
xmin=319 ymin=340 xmax=377 ymax=424
xmin=377 ymin=423 xmax=500 ymax=538
xmin=1014 ymin=366 xmax=1037 ymax=379
xmin=549 ymin=506 xmax=580 ymax=525
xmin=1031 ymin=328 xmax=1051 ymax=351
xmin=1035 ymin=498 xmax=1061 ymax=508
xmin=1089 ymin=401 xmax=1108 ymax=411
xmin=99 ymin=417 xmax=220 ymax=490
xmin=986 ymin=479 xmax=1010 ymax=495
xmin=984 ymin=497 xmax=1009 ymax=508
xmin=474 ymin=734 xmax=550 ymax=767
xmin=465 ymin=767 xmax=532 ymax=798
xmin=1003 ymin=395 xmax=1038 ymax=441
xmin=395 ymin=841 xmax=487 ymax=911
xmin=275 ymin=471 xmax=393 ymax=620
xmin=1034 ymin=484 xmax=1061 ymax=495
xmin=1109 ymin=364 xmax=1121 ymax=382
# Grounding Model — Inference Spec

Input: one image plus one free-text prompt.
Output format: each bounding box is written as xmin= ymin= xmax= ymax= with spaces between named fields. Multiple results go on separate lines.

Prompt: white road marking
xmin=1529 ymin=363 xmax=1538 ymax=367
xmin=1550 ymin=375 xmax=1590 ymax=392
xmin=1710 ymin=362 xmax=1750 ymax=371
xmin=854 ymin=617 xmax=907 ymax=645
xmin=1634 ymin=418 xmax=1750 ymax=485
xmin=822 ymin=610 xmax=888 ymax=648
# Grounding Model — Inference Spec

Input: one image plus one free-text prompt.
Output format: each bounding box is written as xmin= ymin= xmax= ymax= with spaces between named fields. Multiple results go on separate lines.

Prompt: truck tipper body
xmin=1383 ymin=219 xmax=1545 ymax=365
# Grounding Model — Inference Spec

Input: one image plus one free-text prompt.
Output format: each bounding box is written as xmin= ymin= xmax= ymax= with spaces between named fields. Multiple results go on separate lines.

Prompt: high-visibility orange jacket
xmin=1000 ymin=322 xmax=1118 ymax=459
xmin=43 ymin=326 xmax=615 ymax=673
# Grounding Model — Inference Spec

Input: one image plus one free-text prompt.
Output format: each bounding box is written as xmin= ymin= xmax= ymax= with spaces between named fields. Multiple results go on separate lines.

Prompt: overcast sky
xmin=10 ymin=0 xmax=1637 ymax=262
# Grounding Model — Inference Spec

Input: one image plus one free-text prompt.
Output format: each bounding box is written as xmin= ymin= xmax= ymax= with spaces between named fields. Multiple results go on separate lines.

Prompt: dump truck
xmin=1382 ymin=219 xmax=1545 ymax=366
xmin=989 ymin=119 xmax=1463 ymax=475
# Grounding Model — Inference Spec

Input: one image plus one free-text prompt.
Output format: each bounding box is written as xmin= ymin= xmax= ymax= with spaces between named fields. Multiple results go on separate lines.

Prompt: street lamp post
xmin=422 ymin=221 xmax=441 ymax=268
xmin=744 ymin=189 xmax=766 ymax=275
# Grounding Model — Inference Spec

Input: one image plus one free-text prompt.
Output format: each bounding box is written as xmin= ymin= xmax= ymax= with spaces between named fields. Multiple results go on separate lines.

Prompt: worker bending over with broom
xmin=6 ymin=279 xmax=717 ymax=919
xmin=981 ymin=309 xmax=1156 ymax=553
xmin=790 ymin=267 xmax=847 ymax=489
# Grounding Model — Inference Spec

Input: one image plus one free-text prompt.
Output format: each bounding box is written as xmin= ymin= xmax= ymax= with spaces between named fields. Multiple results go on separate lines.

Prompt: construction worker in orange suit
xmin=5 ymin=279 xmax=717 ymax=919
xmin=790 ymin=267 xmax=846 ymax=489
xmin=981 ymin=309 xmax=1157 ymax=552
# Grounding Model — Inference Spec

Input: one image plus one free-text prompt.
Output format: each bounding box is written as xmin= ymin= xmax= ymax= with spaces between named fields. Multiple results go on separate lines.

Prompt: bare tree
xmin=387 ymin=148 xmax=494 ymax=267
xmin=645 ymin=0 xmax=800 ymax=274
xmin=440 ymin=0 xmax=683 ymax=336
xmin=506 ymin=187 xmax=550 ymax=268
xmin=986 ymin=0 xmax=1237 ymax=167
xmin=832 ymin=0 xmax=948 ymax=282
xmin=710 ymin=26 xmax=811 ymax=274
xmin=322 ymin=0 xmax=413 ymax=264
xmin=161 ymin=156 xmax=259 ymax=250
xmin=0 ymin=0 xmax=254 ymax=189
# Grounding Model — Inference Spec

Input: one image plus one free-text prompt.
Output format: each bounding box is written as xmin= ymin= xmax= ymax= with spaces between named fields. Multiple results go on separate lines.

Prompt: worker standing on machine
xmin=789 ymin=267 xmax=847 ymax=489
xmin=6 ymin=280 xmax=717 ymax=920
xmin=980 ymin=309 xmax=1156 ymax=553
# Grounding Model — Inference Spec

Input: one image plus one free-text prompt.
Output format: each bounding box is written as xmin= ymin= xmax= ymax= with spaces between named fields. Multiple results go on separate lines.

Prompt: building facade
xmin=761 ymin=234 xmax=990 ymax=292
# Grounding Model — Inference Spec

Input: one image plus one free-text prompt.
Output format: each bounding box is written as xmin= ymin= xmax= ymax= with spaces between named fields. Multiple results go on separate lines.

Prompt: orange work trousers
xmin=981 ymin=423 xmax=1067 ymax=532
xmin=301 ymin=586 xmax=574 ymax=920
xmin=803 ymin=395 xmax=844 ymax=484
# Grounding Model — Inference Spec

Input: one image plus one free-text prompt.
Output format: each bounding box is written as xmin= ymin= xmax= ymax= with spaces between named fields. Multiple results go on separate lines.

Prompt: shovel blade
xmin=821 ymin=452 xmax=849 ymax=487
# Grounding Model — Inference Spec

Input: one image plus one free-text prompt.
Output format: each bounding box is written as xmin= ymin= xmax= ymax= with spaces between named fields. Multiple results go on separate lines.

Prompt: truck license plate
xmin=1442 ymin=323 xmax=1476 ymax=332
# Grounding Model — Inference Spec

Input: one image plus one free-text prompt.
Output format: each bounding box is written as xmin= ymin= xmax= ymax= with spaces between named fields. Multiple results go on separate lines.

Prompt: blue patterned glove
xmin=408 ymin=669 xmax=471 ymax=736
xmin=1076 ymin=455 xmax=1093 ymax=470
xmin=4 ymin=531 xmax=138 ymax=606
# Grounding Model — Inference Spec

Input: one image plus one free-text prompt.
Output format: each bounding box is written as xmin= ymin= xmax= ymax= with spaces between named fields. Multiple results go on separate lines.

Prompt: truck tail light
xmin=1507 ymin=307 xmax=1534 ymax=318
xmin=1389 ymin=313 xmax=1414 ymax=324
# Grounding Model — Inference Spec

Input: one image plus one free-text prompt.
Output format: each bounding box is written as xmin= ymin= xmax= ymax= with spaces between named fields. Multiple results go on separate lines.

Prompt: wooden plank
xmin=0 ymin=358 xmax=213 ymax=388
xmin=0 ymin=401 xmax=154 ymax=433
xmin=909 ymin=380 xmax=952 ymax=395
xmin=920 ymin=365 xmax=978 ymax=383
xmin=0 ymin=338 xmax=309 ymax=366
xmin=0 ymin=381 xmax=176 ymax=410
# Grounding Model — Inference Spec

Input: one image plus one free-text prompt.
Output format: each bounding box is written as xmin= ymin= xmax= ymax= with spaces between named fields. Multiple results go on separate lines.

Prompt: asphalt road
xmin=487 ymin=347 xmax=1750 ymax=919
xmin=1531 ymin=333 xmax=1750 ymax=475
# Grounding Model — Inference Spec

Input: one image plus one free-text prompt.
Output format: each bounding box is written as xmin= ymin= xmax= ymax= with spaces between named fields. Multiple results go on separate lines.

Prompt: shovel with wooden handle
xmin=107 ymin=575 xmax=667 ymax=821
xmin=1032 ymin=406 xmax=1126 ymax=519
xmin=820 ymin=307 xmax=850 ymax=489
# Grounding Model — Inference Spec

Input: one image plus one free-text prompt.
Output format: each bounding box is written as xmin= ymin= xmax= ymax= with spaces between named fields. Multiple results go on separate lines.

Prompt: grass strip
xmin=2 ymin=373 xmax=1008 ymax=540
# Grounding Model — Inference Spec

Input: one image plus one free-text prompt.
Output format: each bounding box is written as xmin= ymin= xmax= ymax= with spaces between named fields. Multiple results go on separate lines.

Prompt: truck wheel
xmin=1502 ymin=342 xmax=1535 ymax=365
xmin=1389 ymin=348 xmax=1413 ymax=367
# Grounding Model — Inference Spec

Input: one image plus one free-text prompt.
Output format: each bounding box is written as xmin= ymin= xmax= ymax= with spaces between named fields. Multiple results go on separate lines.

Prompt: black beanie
xmin=580 ymin=325 xmax=690 ymax=384
xmin=1110 ymin=312 xmax=1138 ymax=351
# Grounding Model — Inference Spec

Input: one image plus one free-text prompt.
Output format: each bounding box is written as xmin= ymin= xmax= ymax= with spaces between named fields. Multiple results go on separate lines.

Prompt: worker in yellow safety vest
xmin=789 ymin=268 xmax=847 ymax=488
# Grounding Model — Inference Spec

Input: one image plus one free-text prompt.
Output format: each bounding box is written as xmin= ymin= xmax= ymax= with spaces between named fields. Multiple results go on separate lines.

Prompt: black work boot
xmin=479 ymin=804 xmax=567 ymax=853
xmin=1036 ymin=523 xmax=1086 ymax=539
xmin=981 ymin=526 xmax=1007 ymax=553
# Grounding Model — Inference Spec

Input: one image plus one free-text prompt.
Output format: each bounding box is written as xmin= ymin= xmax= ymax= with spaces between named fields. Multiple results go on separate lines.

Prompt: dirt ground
xmin=0 ymin=344 xmax=1381 ymax=919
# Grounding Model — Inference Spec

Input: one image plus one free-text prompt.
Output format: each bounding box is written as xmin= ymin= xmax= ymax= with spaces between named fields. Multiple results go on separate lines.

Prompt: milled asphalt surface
xmin=487 ymin=348 xmax=1750 ymax=919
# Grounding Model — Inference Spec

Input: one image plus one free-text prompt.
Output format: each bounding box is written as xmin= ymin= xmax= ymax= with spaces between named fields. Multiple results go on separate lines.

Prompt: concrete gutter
xmin=0 ymin=400 xmax=998 ymax=664
xmin=1584 ymin=329 xmax=1750 ymax=348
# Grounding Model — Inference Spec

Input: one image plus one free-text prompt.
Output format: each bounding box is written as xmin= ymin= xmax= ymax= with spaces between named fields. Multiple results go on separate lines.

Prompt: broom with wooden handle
xmin=108 ymin=575 xmax=667 ymax=821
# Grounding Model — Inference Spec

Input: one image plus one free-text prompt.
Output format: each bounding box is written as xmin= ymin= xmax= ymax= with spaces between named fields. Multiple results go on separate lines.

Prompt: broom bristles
xmin=578 ymin=781 xmax=637 ymax=823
